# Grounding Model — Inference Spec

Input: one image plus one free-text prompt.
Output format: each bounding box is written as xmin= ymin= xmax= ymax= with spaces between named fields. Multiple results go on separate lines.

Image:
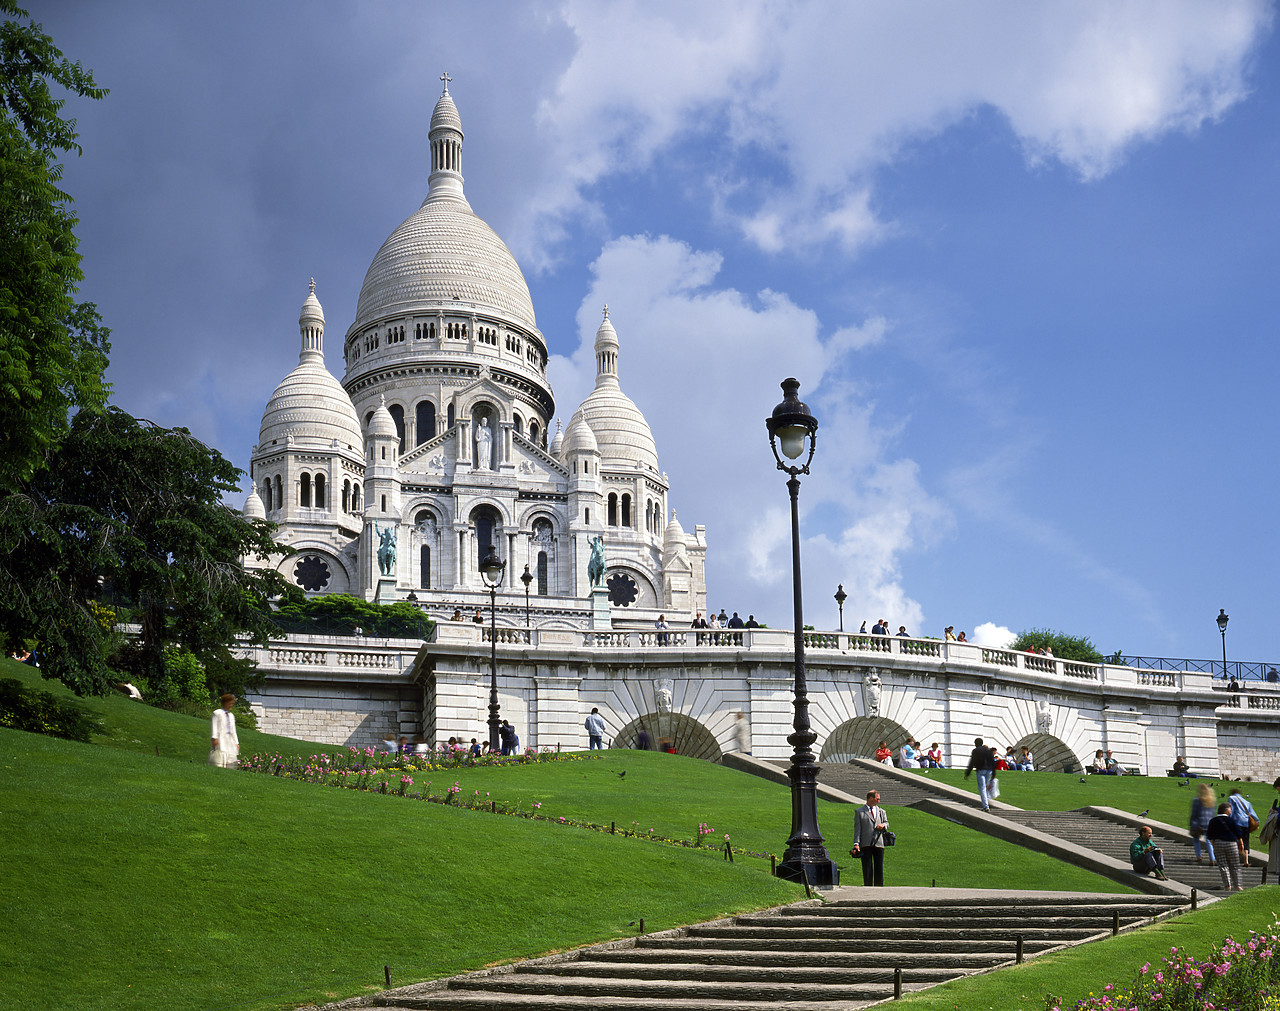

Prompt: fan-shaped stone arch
xmin=612 ymin=713 xmax=722 ymax=762
xmin=1011 ymin=733 xmax=1081 ymax=773
xmin=819 ymin=716 xmax=914 ymax=764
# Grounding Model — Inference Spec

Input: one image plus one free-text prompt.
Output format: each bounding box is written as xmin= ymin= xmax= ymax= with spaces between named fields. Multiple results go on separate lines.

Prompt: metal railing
xmin=1117 ymin=655 xmax=1279 ymax=682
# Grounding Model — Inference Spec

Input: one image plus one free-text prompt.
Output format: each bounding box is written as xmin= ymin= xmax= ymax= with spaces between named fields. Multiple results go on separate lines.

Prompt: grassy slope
xmin=901 ymin=766 xmax=1277 ymax=828
xmin=406 ymin=754 xmax=1135 ymax=892
xmin=1 ymin=731 xmax=802 ymax=1011
xmin=895 ymin=888 xmax=1280 ymax=1010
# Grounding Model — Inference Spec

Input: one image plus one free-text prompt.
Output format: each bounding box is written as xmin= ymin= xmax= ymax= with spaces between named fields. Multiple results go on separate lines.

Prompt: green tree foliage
xmin=0 ymin=3 xmax=111 ymax=489
xmin=1011 ymin=627 xmax=1105 ymax=664
xmin=0 ymin=408 xmax=289 ymax=695
xmin=272 ymin=592 xmax=434 ymax=640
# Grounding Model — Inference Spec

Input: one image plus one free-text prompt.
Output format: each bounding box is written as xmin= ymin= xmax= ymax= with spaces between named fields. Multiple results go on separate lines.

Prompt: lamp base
xmin=776 ymin=851 xmax=840 ymax=887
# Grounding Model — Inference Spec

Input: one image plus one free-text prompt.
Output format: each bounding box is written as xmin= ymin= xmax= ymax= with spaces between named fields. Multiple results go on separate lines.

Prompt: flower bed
xmin=238 ymin=745 xmax=768 ymax=861
xmin=1046 ymin=928 xmax=1280 ymax=1011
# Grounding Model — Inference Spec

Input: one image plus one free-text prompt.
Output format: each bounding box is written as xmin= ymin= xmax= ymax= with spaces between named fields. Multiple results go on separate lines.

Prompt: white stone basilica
xmin=243 ymin=83 xmax=707 ymax=625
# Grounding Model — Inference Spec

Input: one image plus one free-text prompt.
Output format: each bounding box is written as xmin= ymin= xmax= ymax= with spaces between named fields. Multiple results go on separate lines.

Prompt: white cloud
xmin=972 ymin=622 xmax=1017 ymax=649
xmin=510 ymin=0 xmax=1271 ymax=262
xmin=549 ymin=234 xmax=947 ymax=628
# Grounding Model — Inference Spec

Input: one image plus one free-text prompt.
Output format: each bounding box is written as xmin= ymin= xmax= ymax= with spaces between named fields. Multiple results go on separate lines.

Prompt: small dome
xmin=575 ymin=308 xmax=659 ymax=471
xmin=664 ymin=509 xmax=685 ymax=546
xmin=430 ymin=90 xmax=462 ymax=134
xmin=299 ymin=278 xmax=324 ymax=327
xmin=561 ymin=411 xmax=598 ymax=456
xmin=548 ymin=418 xmax=564 ymax=458
xmin=368 ymin=395 xmax=398 ymax=439
xmin=243 ymin=486 xmax=266 ymax=520
xmin=259 ymin=362 xmax=362 ymax=451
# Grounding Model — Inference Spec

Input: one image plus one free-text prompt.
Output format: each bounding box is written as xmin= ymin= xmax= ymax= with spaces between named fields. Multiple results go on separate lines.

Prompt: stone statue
xmin=862 ymin=668 xmax=882 ymax=718
xmin=588 ymin=534 xmax=606 ymax=588
xmin=654 ymin=677 xmax=674 ymax=715
xmin=1036 ymin=699 xmax=1053 ymax=735
xmin=475 ymin=415 xmax=493 ymax=470
xmin=376 ymin=525 xmax=396 ymax=576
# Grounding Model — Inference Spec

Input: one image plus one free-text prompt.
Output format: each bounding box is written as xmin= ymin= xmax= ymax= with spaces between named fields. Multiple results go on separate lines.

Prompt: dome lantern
xmin=427 ymin=72 xmax=465 ymax=204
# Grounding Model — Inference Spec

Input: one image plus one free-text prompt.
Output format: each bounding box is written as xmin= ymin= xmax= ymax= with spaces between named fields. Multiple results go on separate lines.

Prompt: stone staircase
xmin=996 ymin=808 xmax=1265 ymax=892
xmin=365 ymin=894 xmax=1185 ymax=1010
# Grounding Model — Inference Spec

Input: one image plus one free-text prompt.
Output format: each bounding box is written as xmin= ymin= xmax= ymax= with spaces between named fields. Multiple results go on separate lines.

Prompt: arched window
xmin=416 ymin=400 xmax=435 ymax=445
xmin=342 ymin=479 xmax=350 ymax=512
xmin=420 ymin=545 xmax=431 ymax=589
xmin=300 ymin=473 xmax=311 ymax=508
xmin=274 ymin=475 xmax=282 ymax=509
xmin=513 ymin=415 xmax=523 ymax=436
xmin=607 ymin=493 xmax=618 ymax=526
xmin=314 ymin=473 xmax=326 ymax=509
xmin=537 ymin=550 xmax=548 ymax=595
xmin=475 ymin=511 xmax=494 ymax=560
xmin=262 ymin=480 xmax=272 ymax=512
xmin=353 ymin=483 xmax=361 ymax=510
xmin=447 ymin=403 xmax=455 ymax=428
xmin=389 ymin=404 xmax=405 ymax=453
xmin=365 ymin=410 xmax=374 ymax=429
xmin=529 ymin=420 xmax=540 ymax=446
xmin=380 ymin=494 xmax=386 ymax=512
xmin=622 ymin=494 xmax=632 ymax=527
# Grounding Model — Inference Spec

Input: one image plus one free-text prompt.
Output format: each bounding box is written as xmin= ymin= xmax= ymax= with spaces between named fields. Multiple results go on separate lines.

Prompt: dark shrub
xmin=0 ymin=678 xmax=102 ymax=742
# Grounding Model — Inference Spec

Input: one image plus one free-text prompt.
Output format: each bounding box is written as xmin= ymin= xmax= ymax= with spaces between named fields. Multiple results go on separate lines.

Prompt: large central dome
xmin=351 ymin=202 xmax=537 ymax=333
xmin=349 ymin=87 xmax=537 ymax=335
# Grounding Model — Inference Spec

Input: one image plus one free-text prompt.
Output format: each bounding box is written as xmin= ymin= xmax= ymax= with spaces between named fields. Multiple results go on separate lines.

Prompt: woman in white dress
xmin=209 ymin=694 xmax=240 ymax=767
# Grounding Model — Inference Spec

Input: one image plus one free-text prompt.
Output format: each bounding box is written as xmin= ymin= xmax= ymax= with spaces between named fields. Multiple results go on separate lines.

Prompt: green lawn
xmin=895 ymin=888 xmax=1280 ymax=1010
xmin=0 ymin=730 xmax=802 ymax=1011
xmin=0 ymin=656 xmax=322 ymax=762
xmin=386 ymin=752 xmax=1135 ymax=892
xmin=901 ymin=766 xmax=1277 ymax=829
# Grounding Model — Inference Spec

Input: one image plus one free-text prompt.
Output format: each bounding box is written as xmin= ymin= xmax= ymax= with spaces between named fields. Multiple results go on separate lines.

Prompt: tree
xmin=1011 ymin=628 xmax=1105 ymax=665
xmin=1 ymin=3 xmax=111 ymax=490
xmin=0 ymin=408 xmax=289 ymax=695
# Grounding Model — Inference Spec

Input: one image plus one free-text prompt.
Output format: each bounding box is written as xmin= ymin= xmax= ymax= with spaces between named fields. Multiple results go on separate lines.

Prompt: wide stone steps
xmin=368 ymin=894 xmax=1185 ymax=1011
xmin=581 ymin=948 xmax=1013 ymax=968
xmin=996 ymin=809 xmax=1265 ymax=892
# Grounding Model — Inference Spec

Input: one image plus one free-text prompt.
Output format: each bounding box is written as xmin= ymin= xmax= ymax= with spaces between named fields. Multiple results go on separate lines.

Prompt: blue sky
xmin=32 ymin=1 xmax=1279 ymax=662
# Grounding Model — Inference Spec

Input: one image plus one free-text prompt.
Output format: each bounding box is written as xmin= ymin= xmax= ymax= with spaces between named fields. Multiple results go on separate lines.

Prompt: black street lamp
xmin=1217 ymin=608 xmax=1230 ymax=681
xmin=521 ymin=563 xmax=533 ymax=643
xmin=834 ymin=584 xmax=847 ymax=633
xmin=480 ymin=547 xmax=507 ymax=751
xmin=766 ymin=378 xmax=839 ymax=887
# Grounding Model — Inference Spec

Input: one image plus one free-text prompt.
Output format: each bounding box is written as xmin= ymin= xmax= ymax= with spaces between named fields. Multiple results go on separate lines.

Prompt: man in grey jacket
xmin=584 ymin=707 xmax=606 ymax=750
xmin=849 ymin=790 xmax=890 ymax=886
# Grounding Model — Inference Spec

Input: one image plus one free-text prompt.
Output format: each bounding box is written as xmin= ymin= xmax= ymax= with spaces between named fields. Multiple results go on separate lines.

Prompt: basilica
xmin=242 ymin=83 xmax=707 ymax=625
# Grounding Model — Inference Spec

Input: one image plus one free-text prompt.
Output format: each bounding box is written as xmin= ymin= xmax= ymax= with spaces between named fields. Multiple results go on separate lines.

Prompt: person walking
xmin=209 ymin=694 xmax=240 ymax=768
xmin=1130 ymin=825 xmax=1169 ymax=880
xmin=1228 ymin=788 xmax=1260 ymax=865
xmin=1207 ymin=802 xmax=1247 ymax=890
xmin=584 ymin=707 xmax=606 ymax=750
xmin=849 ymin=790 xmax=890 ymax=886
xmin=1190 ymin=783 xmax=1217 ymax=865
xmin=963 ymin=737 xmax=997 ymax=811
xmin=1264 ymin=776 xmax=1280 ymax=877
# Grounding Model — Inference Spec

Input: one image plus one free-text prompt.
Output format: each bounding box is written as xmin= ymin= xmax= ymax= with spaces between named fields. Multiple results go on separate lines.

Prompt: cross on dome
xmin=602 ymin=304 xmax=609 ymax=319
xmin=309 ymin=277 xmax=316 ymax=294
xmin=440 ymin=71 xmax=451 ymax=94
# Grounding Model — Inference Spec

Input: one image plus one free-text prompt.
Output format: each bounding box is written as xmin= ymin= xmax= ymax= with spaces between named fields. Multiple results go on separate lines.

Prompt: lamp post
xmin=480 ymin=547 xmax=507 ymax=752
xmin=834 ymin=584 xmax=847 ymax=633
xmin=1217 ymin=608 xmax=1230 ymax=681
xmin=521 ymin=564 xmax=533 ymax=643
xmin=766 ymin=378 xmax=839 ymax=887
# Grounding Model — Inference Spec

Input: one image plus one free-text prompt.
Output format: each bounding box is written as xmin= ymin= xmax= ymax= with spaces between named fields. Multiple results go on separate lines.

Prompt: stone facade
xmin=243 ymin=630 xmax=1280 ymax=777
xmin=243 ymin=83 xmax=707 ymax=626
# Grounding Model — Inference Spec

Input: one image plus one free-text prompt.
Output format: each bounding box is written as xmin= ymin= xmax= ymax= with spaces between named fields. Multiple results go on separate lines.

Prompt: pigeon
xmin=1080 ymin=777 xmax=1087 ymax=783
xmin=1178 ymin=781 xmax=1189 ymax=787
xmin=615 ymin=770 xmax=626 ymax=779
xmin=1138 ymin=809 xmax=1149 ymax=818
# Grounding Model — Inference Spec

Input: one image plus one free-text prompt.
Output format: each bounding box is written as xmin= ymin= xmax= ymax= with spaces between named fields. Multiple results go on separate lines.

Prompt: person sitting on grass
xmin=1130 ymin=825 xmax=1168 ymax=880
xmin=874 ymin=740 xmax=893 ymax=765
xmin=1087 ymin=749 xmax=1107 ymax=774
xmin=926 ymin=742 xmax=944 ymax=768
xmin=898 ymin=740 xmax=918 ymax=768
xmin=1172 ymin=756 xmax=1194 ymax=778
